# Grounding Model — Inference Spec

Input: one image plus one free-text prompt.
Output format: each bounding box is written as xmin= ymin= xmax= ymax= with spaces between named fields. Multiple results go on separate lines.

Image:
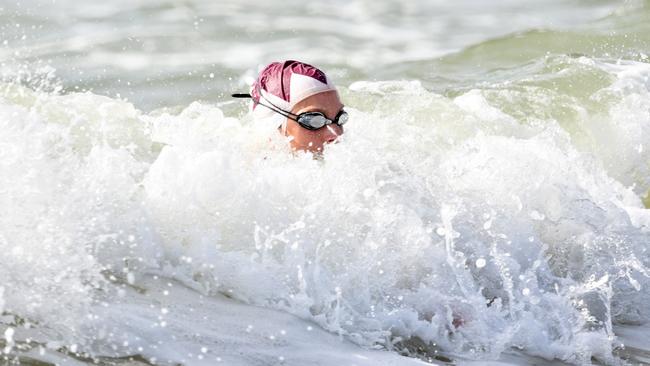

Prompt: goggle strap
xmin=231 ymin=91 xmax=346 ymax=128
xmin=231 ymin=93 xmax=252 ymax=98
xmin=258 ymin=101 xmax=299 ymax=121
xmin=258 ymin=93 xmax=300 ymax=119
xmin=231 ymin=92 xmax=299 ymax=121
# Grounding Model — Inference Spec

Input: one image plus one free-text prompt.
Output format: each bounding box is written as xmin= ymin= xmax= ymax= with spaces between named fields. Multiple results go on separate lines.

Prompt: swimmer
xmin=233 ymin=60 xmax=347 ymax=154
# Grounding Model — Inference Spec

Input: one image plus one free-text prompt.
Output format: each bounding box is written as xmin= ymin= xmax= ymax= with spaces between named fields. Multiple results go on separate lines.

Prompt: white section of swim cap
xmin=251 ymin=88 xmax=286 ymax=133
xmin=288 ymin=73 xmax=336 ymax=108
xmin=252 ymin=88 xmax=290 ymax=120
xmin=259 ymin=88 xmax=291 ymax=110
xmin=260 ymin=89 xmax=289 ymax=111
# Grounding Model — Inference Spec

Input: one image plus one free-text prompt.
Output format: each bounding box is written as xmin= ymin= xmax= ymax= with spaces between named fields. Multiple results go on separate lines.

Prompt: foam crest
xmin=0 ymin=84 xmax=157 ymax=349
xmin=135 ymin=76 xmax=649 ymax=362
xmin=0 ymin=56 xmax=649 ymax=364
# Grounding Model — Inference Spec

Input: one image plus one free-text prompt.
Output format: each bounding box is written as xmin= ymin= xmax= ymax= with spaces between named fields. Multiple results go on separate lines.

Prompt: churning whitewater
xmin=1 ymin=1 xmax=650 ymax=365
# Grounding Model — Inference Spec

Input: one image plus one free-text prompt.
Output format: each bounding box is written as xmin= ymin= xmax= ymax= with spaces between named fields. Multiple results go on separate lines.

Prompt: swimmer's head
xmin=234 ymin=60 xmax=346 ymax=154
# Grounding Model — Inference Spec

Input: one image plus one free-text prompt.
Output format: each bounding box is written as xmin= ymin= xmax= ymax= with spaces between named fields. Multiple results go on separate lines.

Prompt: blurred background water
xmin=0 ymin=0 xmax=630 ymax=110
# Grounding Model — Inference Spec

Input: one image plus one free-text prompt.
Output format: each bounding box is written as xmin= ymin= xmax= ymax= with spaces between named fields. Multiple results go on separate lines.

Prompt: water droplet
xmin=363 ymin=188 xmax=374 ymax=198
xmin=529 ymin=210 xmax=545 ymax=221
xmin=4 ymin=327 xmax=14 ymax=342
xmin=475 ymin=258 xmax=486 ymax=268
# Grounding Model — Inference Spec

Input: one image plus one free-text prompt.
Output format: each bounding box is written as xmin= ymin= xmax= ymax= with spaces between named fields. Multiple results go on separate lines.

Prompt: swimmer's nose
xmin=324 ymin=124 xmax=343 ymax=144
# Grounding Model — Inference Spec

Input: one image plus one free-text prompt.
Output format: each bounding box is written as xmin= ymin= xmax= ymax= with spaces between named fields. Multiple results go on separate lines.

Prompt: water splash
xmin=0 ymin=54 xmax=649 ymax=364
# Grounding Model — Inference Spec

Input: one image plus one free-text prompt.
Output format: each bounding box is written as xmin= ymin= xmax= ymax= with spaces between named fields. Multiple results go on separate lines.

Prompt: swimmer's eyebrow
xmin=296 ymin=106 xmax=345 ymax=118
xmin=296 ymin=107 xmax=326 ymax=114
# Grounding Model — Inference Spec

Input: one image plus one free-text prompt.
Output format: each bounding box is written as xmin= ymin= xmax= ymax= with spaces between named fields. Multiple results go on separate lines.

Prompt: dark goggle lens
xmin=337 ymin=111 xmax=349 ymax=126
xmin=299 ymin=113 xmax=328 ymax=129
xmin=298 ymin=111 xmax=348 ymax=130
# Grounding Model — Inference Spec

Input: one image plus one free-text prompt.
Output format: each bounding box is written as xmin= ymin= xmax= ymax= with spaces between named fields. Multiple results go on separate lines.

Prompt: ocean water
xmin=1 ymin=0 xmax=650 ymax=365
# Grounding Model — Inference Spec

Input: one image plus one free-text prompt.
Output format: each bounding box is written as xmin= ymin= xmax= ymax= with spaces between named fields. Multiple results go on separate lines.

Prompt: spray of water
xmin=0 ymin=54 xmax=649 ymax=364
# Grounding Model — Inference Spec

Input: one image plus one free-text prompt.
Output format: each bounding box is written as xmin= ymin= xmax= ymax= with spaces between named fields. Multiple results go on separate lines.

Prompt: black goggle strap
xmin=231 ymin=92 xmax=299 ymax=122
xmin=231 ymin=93 xmax=253 ymax=98
xmin=232 ymin=92 xmax=346 ymax=129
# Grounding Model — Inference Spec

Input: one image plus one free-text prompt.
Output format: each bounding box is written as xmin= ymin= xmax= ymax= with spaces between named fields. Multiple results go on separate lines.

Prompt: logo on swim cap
xmin=251 ymin=60 xmax=337 ymax=114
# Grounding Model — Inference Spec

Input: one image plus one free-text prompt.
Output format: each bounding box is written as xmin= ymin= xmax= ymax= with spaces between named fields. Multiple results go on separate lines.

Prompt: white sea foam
xmin=0 ymin=56 xmax=649 ymax=365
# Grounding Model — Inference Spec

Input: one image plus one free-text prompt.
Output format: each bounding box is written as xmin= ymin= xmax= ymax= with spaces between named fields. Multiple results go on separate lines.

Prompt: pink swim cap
xmin=251 ymin=60 xmax=337 ymax=113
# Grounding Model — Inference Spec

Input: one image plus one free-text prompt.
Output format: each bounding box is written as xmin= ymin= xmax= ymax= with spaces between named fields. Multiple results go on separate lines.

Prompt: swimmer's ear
xmin=231 ymin=93 xmax=252 ymax=98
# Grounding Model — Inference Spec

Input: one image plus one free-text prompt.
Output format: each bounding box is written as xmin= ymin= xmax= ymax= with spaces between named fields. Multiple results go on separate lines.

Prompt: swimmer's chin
xmin=288 ymin=145 xmax=328 ymax=159
xmin=289 ymin=137 xmax=342 ymax=157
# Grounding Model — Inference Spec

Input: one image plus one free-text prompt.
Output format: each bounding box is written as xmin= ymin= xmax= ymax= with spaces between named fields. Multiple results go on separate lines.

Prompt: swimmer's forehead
xmin=293 ymin=91 xmax=344 ymax=117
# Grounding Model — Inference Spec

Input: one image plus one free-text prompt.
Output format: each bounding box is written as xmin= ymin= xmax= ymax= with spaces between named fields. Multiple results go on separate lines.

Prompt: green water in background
xmin=0 ymin=0 xmax=639 ymax=108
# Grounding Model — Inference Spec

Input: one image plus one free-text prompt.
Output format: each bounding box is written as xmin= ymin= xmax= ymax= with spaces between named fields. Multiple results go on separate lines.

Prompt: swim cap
xmin=250 ymin=60 xmax=337 ymax=117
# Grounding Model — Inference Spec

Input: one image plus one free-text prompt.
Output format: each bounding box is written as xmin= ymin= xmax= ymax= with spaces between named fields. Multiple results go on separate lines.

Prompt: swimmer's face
xmin=283 ymin=90 xmax=344 ymax=154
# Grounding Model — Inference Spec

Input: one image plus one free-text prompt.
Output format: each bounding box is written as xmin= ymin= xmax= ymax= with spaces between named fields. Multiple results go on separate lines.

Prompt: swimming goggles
xmin=232 ymin=92 xmax=348 ymax=130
